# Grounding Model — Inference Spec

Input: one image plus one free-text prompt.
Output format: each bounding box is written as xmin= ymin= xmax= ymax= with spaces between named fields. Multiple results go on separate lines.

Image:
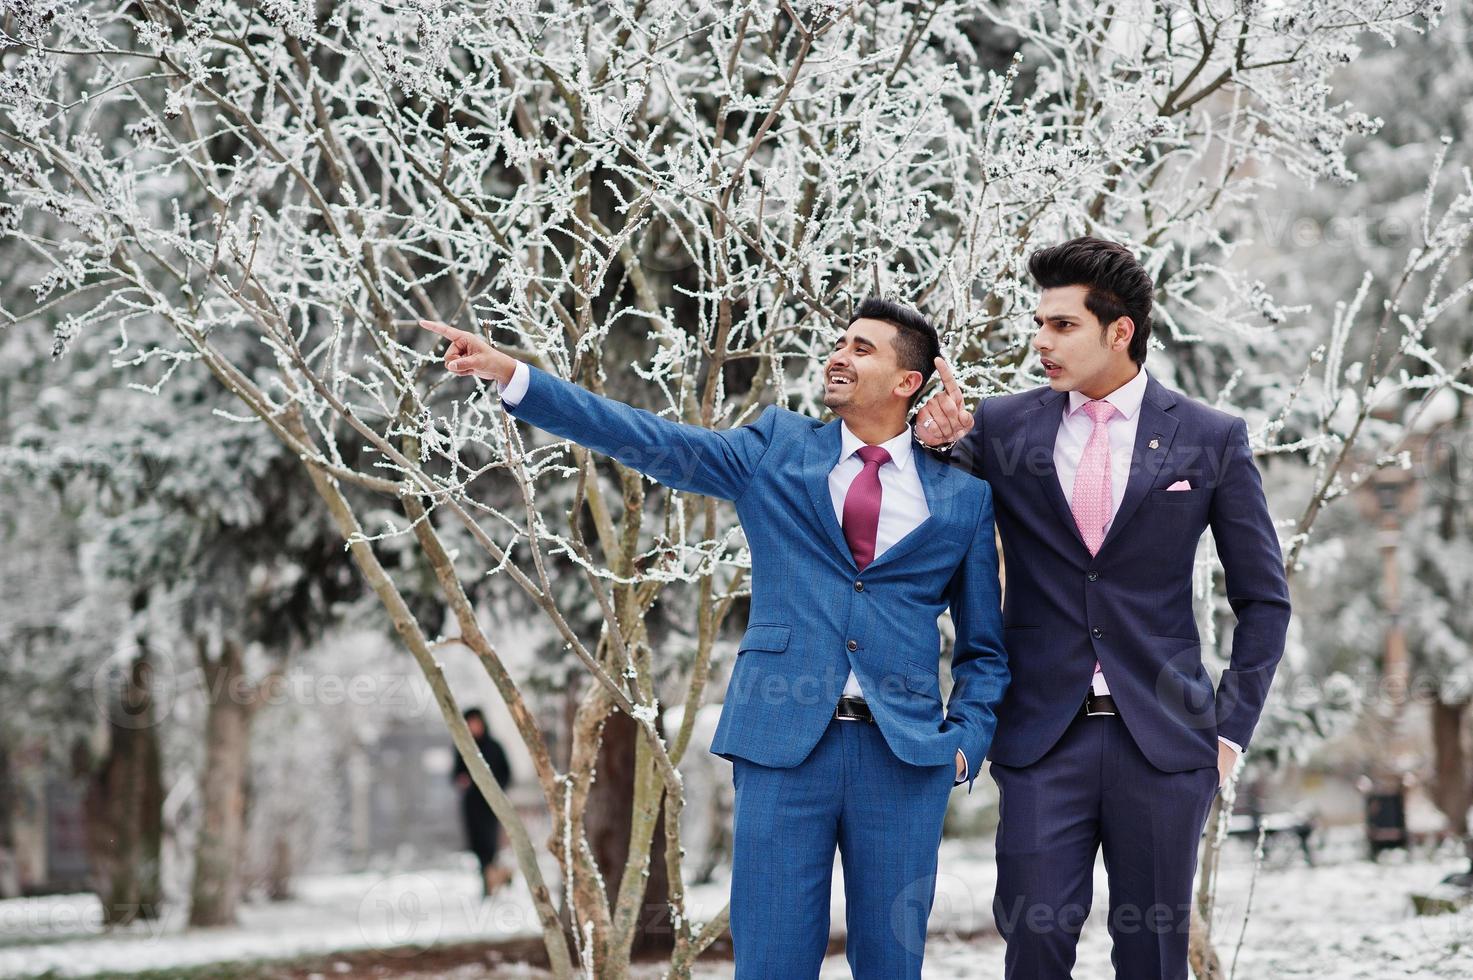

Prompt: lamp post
xmin=1360 ymin=457 xmax=1418 ymax=859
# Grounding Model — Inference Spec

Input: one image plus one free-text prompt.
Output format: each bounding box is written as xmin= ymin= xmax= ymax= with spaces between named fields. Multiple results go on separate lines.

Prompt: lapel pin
xmin=1148 ymin=437 xmax=1160 ymax=450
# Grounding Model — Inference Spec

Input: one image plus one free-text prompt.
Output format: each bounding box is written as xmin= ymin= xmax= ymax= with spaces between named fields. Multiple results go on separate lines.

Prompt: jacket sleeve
xmin=944 ymin=480 xmax=1010 ymax=791
xmin=503 ymin=363 xmax=780 ymax=501
xmin=1209 ymin=417 xmax=1292 ymax=750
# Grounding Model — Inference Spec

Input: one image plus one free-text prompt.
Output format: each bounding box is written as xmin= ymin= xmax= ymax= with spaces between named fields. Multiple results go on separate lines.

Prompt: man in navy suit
xmin=915 ymin=237 xmax=1291 ymax=979
xmin=421 ymin=299 xmax=1010 ymax=979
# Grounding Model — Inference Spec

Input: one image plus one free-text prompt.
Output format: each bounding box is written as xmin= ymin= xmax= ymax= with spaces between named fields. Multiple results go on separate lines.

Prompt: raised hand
xmin=914 ymin=357 xmax=973 ymax=447
xmin=418 ymin=319 xmax=517 ymax=384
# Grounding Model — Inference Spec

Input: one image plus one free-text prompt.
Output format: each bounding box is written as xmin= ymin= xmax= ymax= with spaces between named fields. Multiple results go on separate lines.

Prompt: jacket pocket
xmin=1148 ymin=632 xmax=1203 ymax=655
xmin=1150 ymin=486 xmax=1208 ymax=502
xmin=737 ymin=623 xmax=791 ymax=655
xmin=903 ymin=672 xmax=941 ymax=699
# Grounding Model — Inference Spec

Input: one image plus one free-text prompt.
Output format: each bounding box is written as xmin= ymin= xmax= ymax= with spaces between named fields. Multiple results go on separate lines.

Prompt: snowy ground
xmin=698 ymin=832 xmax=1473 ymax=980
xmin=2 ymin=831 xmax=1470 ymax=977
xmin=0 ymin=858 xmax=579 ymax=978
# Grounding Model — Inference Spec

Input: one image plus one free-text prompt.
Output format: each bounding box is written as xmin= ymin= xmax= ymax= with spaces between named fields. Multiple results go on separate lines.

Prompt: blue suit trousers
xmin=730 ymin=717 xmax=955 ymax=979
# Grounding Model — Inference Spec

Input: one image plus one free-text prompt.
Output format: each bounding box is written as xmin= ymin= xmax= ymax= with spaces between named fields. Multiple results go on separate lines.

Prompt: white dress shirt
xmin=1053 ymin=367 xmax=1240 ymax=756
xmin=827 ymin=424 xmax=974 ymax=780
xmin=827 ymin=421 xmax=931 ymax=697
xmin=1054 ymin=366 xmax=1150 ymax=548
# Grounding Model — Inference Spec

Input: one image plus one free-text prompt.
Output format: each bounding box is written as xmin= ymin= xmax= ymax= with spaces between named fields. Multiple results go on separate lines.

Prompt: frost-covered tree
xmin=4 ymin=1 xmax=1469 ymax=975
xmin=1230 ymin=7 xmax=1473 ymax=860
xmin=0 ymin=316 xmax=366 ymax=926
xmin=0 ymin=474 xmax=129 ymax=903
xmin=0 ymin=197 xmax=370 ymax=927
xmin=0 ymin=285 xmax=167 ymax=914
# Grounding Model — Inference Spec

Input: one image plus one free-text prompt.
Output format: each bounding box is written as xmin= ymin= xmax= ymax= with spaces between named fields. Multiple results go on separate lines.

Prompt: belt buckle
xmin=1084 ymin=692 xmax=1115 ymax=717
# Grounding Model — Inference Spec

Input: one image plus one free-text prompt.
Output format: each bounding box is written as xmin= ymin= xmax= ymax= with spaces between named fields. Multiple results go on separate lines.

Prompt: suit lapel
xmin=863 ymin=447 xmax=952 ymax=573
xmin=804 ymin=419 xmax=858 ymax=568
xmin=1024 ymin=389 xmax=1086 ymax=551
xmin=1098 ymin=376 xmax=1180 ymax=554
xmin=804 ymin=419 xmax=959 ymax=573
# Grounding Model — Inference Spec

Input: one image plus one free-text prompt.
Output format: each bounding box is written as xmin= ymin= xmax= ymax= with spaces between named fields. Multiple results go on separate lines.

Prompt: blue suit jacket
xmin=940 ymin=376 xmax=1291 ymax=772
xmin=504 ymin=365 xmax=1010 ymax=779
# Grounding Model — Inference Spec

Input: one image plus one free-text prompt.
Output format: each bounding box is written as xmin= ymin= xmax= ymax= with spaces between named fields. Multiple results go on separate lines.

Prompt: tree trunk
xmin=1190 ymin=794 xmax=1226 ymax=980
xmin=585 ymin=709 xmax=673 ymax=959
xmin=189 ymin=637 xmax=255 ymax=927
xmin=1188 ymin=912 xmax=1224 ymax=980
xmin=83 ymin=652 xmax=165 ymax=925
xmin=1430 ymin=699 xmax=1471 ymax=839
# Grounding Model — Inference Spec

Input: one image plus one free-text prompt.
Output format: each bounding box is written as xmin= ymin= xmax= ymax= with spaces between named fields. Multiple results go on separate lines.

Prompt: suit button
xmin=1091 ymin=627 xmax=1104 ymax=639
xmin=1087 ymin=571 xmax=1099 ymax=582
xmin=854 ymin=581 xmax=864 ymax=592
xmin=847 ymin=639 xmax=858 ymax=651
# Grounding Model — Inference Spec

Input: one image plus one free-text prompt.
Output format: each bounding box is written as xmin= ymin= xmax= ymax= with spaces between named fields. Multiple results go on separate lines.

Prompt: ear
xmin=895 ymin=369 xmax=925 ymax=400
xmin=1110 ymin=316 xmax=1136 ymax=352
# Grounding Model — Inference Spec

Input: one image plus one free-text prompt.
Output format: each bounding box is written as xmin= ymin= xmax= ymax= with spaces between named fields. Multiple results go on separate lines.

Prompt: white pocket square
xmin=1166 ymin=480 xmax=1192 ymax=491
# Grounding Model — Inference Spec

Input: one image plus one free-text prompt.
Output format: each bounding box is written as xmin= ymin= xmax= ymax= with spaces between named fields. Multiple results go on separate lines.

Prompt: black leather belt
xmin=1081 ymin=692 xmax=1118 ymax=718
xmin=834 ymin=695 xmax=874 ymax=723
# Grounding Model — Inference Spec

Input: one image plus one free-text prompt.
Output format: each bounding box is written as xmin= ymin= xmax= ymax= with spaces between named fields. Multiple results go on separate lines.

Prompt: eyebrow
xmin=1033 ymin=315 xmax=1077 ymax=325
xmin=835 ymin=334 xmax=877 ymax=348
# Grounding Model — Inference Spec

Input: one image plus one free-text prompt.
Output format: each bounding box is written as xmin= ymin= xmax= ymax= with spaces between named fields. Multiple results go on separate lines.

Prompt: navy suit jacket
xmin=938 ymin=375 xmax=1290 ymax=772
xmin=504 ymin=365 xmax=1010 ymax=780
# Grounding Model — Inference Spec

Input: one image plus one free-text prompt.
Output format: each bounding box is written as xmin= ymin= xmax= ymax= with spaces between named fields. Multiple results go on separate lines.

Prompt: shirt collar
xmin=838 ymin=420 xmax=915 ymax=471
xmin=1068 ymin=366 xmax=1149 ymax=421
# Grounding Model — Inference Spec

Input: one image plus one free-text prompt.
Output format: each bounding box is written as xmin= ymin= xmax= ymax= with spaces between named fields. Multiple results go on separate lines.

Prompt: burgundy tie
xmin=843 ymin=445 xmax=892 ymax=570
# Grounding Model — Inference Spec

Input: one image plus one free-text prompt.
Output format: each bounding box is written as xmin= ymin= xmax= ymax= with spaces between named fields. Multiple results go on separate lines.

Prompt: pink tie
xmin=1071 ymin=400 xmax=1116 ymax=687
xmin=843 ymin=445 xmax=891 ymax=570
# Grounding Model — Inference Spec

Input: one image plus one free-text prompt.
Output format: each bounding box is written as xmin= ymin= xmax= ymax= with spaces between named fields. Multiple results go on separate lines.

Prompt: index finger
xmin=934 ymin=357 xmax=963 ymax=400
xmin=417 ymin=319 xmax=466 ymax=341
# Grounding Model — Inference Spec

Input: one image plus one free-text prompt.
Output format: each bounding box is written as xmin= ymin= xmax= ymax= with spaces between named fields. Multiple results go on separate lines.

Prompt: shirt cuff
xmin=499 ymin=359 xmax=530 ymax=407
xmin=1218 ymin=736 xmax=1243 ymax=755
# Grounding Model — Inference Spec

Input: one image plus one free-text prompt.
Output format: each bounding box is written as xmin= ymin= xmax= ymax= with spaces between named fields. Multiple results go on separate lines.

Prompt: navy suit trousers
xmin=990 ymin=712 xmax=1219 ymax=980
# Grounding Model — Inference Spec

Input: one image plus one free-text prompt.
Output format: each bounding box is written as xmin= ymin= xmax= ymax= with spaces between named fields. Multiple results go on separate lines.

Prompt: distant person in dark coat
xmin=452 ymin=707 xmax=513 ymax=897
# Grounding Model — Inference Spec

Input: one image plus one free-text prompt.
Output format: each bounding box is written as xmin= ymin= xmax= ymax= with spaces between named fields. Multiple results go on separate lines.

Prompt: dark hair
xmin=849 ymin=297 xmax=940 ymax=407
xmin=1027 ymin=237 xmax=1153 ymax=365
xmin=463 ymin=707 xmax=486 ymax=725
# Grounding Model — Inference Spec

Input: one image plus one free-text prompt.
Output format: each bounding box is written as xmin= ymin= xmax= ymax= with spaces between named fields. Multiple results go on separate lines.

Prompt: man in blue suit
xmin=915 ymin=237 xmax=1291 ymax=979
xmin=420 ymin=299 xmax=1010 ymax=979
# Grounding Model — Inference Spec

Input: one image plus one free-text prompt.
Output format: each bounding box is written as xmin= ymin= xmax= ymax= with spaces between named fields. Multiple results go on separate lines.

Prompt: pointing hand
xmin=915 ymin=357 xmax=974 ymax=447
xmin=418 ymin=320 xmax=516 ymax=384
